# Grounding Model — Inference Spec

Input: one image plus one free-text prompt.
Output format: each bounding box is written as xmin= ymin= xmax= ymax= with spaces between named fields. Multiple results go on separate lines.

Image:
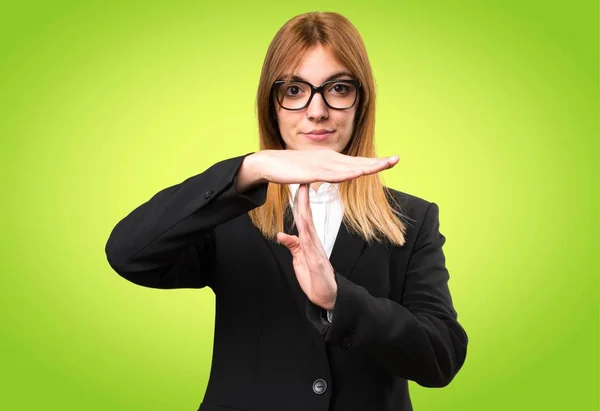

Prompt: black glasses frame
xmin=272 ymin=79 xmax=361 ymax=111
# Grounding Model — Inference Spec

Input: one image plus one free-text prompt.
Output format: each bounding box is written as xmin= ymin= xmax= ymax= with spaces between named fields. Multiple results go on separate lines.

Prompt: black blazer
xmin=105 ymin=153 xmax=468 ymax=411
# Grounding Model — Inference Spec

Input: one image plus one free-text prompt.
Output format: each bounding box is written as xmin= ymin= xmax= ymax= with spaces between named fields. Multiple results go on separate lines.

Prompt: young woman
xmin=106 ymin=11 xmax=468 ymax=411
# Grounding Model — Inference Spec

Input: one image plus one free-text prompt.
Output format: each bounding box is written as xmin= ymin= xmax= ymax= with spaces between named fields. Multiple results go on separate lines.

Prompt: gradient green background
xmin=1 ymin=1 xmax=598 ymax=410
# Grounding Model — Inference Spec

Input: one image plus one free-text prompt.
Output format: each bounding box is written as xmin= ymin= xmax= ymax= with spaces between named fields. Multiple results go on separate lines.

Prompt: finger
xmin=316 ymin=153 xmax=398 ymax=179
xmin=326 ymin=156 xmax=382 ymax=172
xmin=279 ymin=230 xmax=312 ymax=275
xmin=297 ymin=186 xmax=326 ymax=260
xmin=299 ymin=214 xmax=330 ymax=270
xmin=357 ymin=156 xmax=398 ymax=172
xmin=296 ymin=191 xmax=321 ymax=249
xmin=324 ymin=168 xmax=378 ymax=183
xmin=332 ymin=151 xmax=398 ymax=167
xmin=297 ymin=213 xmax=317 ymax=264
xmin=302 ymin=210 xmax=329 ymax=261
xmin=296 ymin=183 xmax=311 ymax=227
xmin=294 ymin=195 xmax=309 ymax=252
xmin=386 ymin=155 xmax=400 ymax=166
xmin=361 ymin=154 xmax=399 ymax=165
xmin=277 ymin=232 xmax=300 ymax=253
xmin=296 ymin=200 xmax=309 ymax=245
xmin=325 ymin=158 xmax=398 ymax=182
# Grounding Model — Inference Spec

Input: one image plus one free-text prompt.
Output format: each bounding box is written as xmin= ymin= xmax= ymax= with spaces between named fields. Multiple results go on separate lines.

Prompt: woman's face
xmin=274 ymin=43 xmax=358 ymax=152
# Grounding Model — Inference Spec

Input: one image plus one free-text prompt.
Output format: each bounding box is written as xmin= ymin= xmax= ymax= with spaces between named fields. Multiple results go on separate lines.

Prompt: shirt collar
xmin=288 ymin=183 xmax=339 ymax=205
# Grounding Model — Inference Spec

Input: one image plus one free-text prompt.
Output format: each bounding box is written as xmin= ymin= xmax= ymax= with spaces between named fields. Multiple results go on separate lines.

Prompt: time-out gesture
xmin=235 ymin=149 xmax=399 ymax=193
xmin=276 ymin=183 xmax=337 ymax=310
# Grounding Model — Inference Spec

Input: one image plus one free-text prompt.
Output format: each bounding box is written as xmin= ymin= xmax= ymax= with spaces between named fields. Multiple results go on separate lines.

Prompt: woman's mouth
xmin=304 ymin=130 xmax=335 ymax=142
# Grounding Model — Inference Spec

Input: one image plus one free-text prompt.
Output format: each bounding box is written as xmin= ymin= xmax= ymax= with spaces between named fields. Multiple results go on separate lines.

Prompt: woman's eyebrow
xmin=284 ymin=71 xmax=354 ymax=82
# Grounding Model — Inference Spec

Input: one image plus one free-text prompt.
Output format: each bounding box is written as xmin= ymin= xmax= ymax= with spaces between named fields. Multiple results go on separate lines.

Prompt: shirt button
xmin=341 ymin=337 xmax=353 ymax=349
xmin=204 ymin=190 xmax=213 ymax=199
xmin=312 ymin=379 xmax=327 ymax=395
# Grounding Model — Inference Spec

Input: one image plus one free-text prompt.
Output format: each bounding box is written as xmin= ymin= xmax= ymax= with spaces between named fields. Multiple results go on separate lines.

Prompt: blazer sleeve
xmin=104 ymin=153 xmax=268 ymax=290
xmin=321 ymin=202 xmax=468 ymax=388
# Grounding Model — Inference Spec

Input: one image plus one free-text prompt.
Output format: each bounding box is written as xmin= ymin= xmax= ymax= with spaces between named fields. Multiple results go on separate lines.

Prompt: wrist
xmin=235 ymin=152 xmax=266 ymax=193
xmin=323 ymin=289 xmax=337 ymax=311
xmin=245 ymin=152 xmax=267 ymax=184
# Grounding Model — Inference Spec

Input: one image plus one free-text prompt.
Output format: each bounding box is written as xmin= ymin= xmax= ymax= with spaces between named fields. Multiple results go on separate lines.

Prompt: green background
xmin=1 ymin=1 xmax=598 ymax=410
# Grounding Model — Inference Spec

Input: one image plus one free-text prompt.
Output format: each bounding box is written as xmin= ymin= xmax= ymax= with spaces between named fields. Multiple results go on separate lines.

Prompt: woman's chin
xmin=285 ymin=141 xmax=339 ymax=152
xmin=302 ymin=142 xmax=337 ymax=151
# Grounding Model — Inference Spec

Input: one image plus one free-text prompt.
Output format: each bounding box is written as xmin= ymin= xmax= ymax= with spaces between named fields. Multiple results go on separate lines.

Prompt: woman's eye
xmin=330 ymin=84 xmax=350 ymax=94
xmin=284 ymin=83 xmax=306 ymax=96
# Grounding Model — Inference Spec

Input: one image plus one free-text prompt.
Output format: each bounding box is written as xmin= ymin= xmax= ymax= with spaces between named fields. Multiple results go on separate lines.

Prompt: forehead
xmin=286 ymin=44 xmax=351 ymax=83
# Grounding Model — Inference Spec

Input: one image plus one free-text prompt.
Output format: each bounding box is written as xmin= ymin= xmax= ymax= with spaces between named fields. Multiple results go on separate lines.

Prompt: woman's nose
xmin=306 ymin=92 xmax=329 ymax=121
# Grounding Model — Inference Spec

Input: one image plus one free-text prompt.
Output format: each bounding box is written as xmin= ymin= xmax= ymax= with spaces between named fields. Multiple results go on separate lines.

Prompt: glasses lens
xmin=323 ymin=81 xmax=358 ymax=109
xmin=276 ymin=81 xmax=358 ymax=110
xmin=276 ymin=81 xmax=311 ymax=110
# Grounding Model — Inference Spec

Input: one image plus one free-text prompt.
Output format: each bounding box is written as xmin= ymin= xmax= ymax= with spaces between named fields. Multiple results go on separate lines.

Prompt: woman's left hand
xmin=277 ymin=184 xmax=337 ymax=311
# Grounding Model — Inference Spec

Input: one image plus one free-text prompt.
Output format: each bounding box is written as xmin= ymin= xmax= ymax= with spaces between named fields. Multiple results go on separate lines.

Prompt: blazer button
xmin=204 ymin=190 xmax=213 ymax=199
xmin=341 ymin=337 xmax=352 ymax=349
xmin=312 ymin=379 xmax=327 ymax=395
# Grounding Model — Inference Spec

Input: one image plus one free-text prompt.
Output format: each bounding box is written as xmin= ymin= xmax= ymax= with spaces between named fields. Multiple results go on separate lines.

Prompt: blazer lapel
xmin=328 ymin=218 xmax=367 ymax=281
xmin=265 ymin=202 xmax=367 ymax=362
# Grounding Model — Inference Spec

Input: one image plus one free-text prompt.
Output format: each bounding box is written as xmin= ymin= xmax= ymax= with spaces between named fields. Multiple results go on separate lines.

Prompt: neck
xmin=311 ymin=182 xmax=324 ymax=192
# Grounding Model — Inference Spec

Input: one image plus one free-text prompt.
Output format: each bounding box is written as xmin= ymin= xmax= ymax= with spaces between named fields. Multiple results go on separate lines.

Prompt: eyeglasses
xmin=272 ymin=79 xmax=361 ymax=110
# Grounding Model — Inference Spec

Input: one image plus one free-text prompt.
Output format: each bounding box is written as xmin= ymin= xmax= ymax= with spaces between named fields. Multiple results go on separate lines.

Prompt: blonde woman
xmin=106 ymin=11 xmax=468 ymax=411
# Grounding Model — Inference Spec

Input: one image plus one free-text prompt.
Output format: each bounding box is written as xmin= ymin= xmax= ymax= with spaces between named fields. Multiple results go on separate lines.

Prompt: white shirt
xmin=288 ymin=183 xmax=344 ymax=322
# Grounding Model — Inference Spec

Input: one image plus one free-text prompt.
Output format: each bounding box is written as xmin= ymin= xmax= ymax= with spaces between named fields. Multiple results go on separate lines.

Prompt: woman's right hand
xmin=234 ymin=149 xmax=399 ymax=193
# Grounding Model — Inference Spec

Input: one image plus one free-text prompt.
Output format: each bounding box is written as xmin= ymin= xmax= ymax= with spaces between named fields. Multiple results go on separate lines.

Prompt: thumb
xmin=277 ymin=232 xmax=300 ymax=251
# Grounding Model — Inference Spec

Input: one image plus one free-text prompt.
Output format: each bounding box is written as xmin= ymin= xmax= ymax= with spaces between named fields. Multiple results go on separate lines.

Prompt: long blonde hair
xmin=249 ymin=11 xmax=407 ymax=246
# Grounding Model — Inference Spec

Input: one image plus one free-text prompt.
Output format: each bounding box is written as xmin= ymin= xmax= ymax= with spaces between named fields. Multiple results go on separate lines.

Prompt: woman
xmin=105 ymin=11 xmax=468 ymax=411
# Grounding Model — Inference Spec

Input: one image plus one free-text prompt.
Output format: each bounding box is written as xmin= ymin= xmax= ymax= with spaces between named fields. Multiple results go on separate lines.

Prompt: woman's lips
xmin=304 ymin=131 xmax=335 ymax=142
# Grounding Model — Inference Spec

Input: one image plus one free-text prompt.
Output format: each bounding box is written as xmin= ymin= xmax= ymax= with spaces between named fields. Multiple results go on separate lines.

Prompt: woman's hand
xmin=235 ymin=149 xmax=398 ymax=193
xmin=276 ymin=184 xmax=338 ymax=310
